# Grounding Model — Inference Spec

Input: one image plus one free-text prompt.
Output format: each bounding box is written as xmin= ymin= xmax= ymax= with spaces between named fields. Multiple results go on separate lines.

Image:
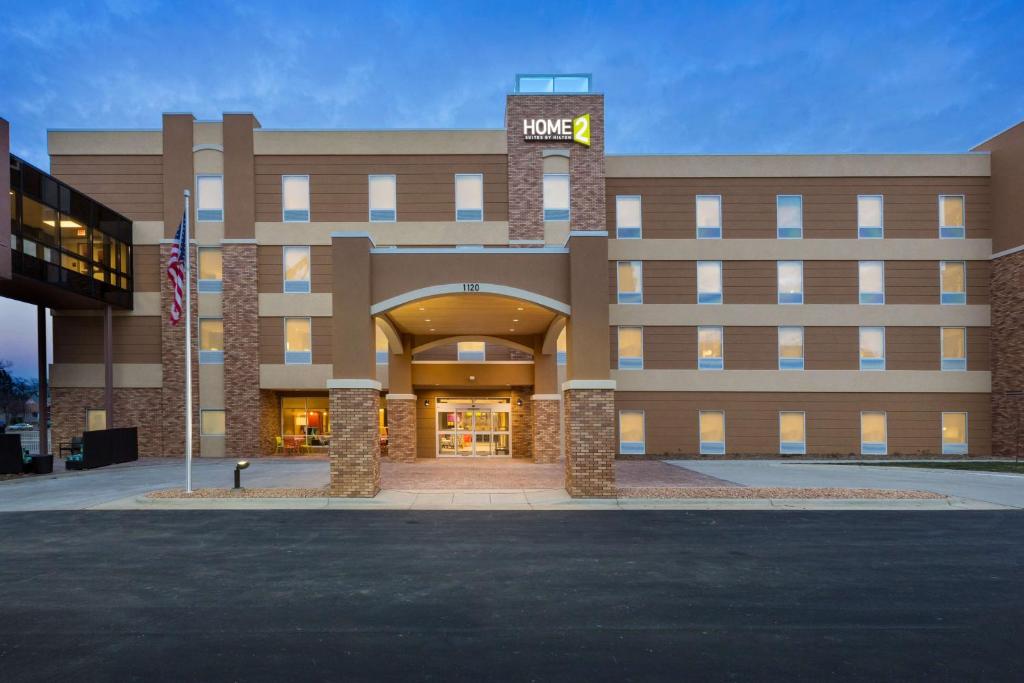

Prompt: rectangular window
xmin=85 ymin=409 xmax=107 ymax=432
xmin=375 ymin=325 xmax=389 ymax=365
xmin=779 ymin=411 xmax=806 ymax=455
xmin=858 ymin=195 xmax=884 ymax=238
xmin=617 ymin=327 xmax=643 ymax=370
xmin=455 ymin=173 xmax=484 ymax=222
xmin=776 ymin=195 xmax=803 ymax=239
xmin=196 ymin=175 xmax=224 ymax=222
xmin=285 ymin=317 xmax=312 ymax=364
xmin=368 ymin=175 xmax=396 ymax=222
xmin=699 ymin=410 xmax=725 ymax=455
xmin=283 ymin=245 xmax=311 ymax=294
xmin=282 ymin=175 xmax=310 ymax=222
xmin=777 ymin=261 xmax=804 ymax=304
xmin=543 ymin=174 xmax=570 ymax=221
xmin=858 ymin=260 xmax=885 ymax=304
xmin=697 ymin=326 xmax=724 ymax=370
xmin=201 ymin=409 xmax=226 ymax=436
xmin=939 ymin=195 xmax=965 ymax=239
xmin=616 ymin=261 xmax=643 ymax=304
xmin=556 ymin=327 xmax=567 ymax=366
xmin=859 ymin=326 xmax=886 ymax=370
xmin=861 ymin=411 xmax=887 ymax=455
xmin=940 ymin=261 xmax=966 ymax=304
xmin=941 ymin=327 xmax=967 ymax=371
xmin=942 ymin=412 xmax=968 ymax=455
xmin=615 ymin=195 xmax=641 ymax=239
xmin=696 ymin=195 xmax=722 ymax=239
xmin=197 ymin=247 xmax=223 ymax=293
xmin=619 ymin=410 xmax=646 ymax=455
xmin=457 ymin=341 xmax=486 ymax=361
xmin=198 ymin=318 xmax=224 ymax=364
xmin=697 ymin=260 xmax=723 ymax=304
xmin=778 ymin=326 xmax=804 ymax=370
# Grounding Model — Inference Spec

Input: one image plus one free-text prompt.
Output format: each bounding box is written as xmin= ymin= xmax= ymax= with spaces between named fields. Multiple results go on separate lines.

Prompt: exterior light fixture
xmin=468 ymin=375 xmax=476 ymax=381
xmin=234 ymin=460 xmax=250 ymax=489
xmin=516 ymin=398 xmax=523 ymax=407
xmin=424 ymin=399 xmax=430 ymax=406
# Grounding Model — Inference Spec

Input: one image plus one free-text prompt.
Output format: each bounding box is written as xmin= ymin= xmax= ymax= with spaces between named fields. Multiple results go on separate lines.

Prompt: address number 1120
xmin=462 ymin=283 xmax=481 ymax=292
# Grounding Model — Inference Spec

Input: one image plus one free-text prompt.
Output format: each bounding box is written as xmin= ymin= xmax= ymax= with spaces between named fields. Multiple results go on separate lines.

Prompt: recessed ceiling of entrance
xmin=387 ymin=294 xmax=557 ymax=336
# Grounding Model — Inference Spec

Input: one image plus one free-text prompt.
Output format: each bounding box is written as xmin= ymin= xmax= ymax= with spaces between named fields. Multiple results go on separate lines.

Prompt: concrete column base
xmin=328 ymin=388 xmax=381 ymax=497
xmin=532 ymin=396 xmax=561 ymax=463
xmin=385 ymin=397 xmax=417 ymax=462
xmin=563 ymin=388 xmax=616 ymax=497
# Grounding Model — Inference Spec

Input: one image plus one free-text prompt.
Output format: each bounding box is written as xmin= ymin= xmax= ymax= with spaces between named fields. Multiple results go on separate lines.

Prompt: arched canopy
xmin=371 ymin=283 xmax=570 ymax=317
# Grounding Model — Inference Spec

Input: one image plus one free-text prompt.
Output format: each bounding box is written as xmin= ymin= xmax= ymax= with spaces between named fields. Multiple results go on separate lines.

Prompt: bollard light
xmin=234 ymin=460 xmax=250 ymax=489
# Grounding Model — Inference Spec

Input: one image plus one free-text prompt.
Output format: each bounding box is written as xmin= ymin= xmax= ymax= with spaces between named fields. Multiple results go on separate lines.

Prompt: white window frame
xmin=282 ymin=175 xmax=311 ymax=223
xmin=699 ymin=410 xmax=726 ymax=455
xmin=860 ymin=411 xmax=888 ymax=456
xmin=776 ymin=194 xmax=803 ymax=239
xmin=368 ymin=174 xmax=397 ymax=222
xmin=777 ymin=260 xmax=804 ymax=305
xmin=195 ymin=174 xmax=224 ymax=222
xmin=940 ymin=260 xmax=967 ymax=305
xmin=858 ymin=260 xmax=885 ymax=305
xmin=617 ymin=326 xmax=644 ymax=370
xmin=200 ymin=409 xmax=226 ymax=437
xmin=857 ymin=195 xmax=884 ymax=239
xmin=695 ymin=195 xmax=722 ymax=239
xmin=543 ymin=173 xmax=570 ymax=222
xmin=616 ymin=260 xmax=643 ymax=304
xmin=198 ymin=317 xmax=224 ymax=365
xmin=197 ymin=246 xmax=223 ymax=293
xmin=939 ymin=194 xmax=966 ymax=239
xmin=859 ymin=326 xmax=886 ymax=371
xmin=697 ymin=325 xmax=724 ymax=370
xmin=779 ymin=411 xmax=806 ymax=455
xmin=615 ymin=195 xmax=642 ymax=239
xmin=282 ymin=245 xmax=312 ymax=294
xmin=778 ymin=326 xmax=804 ymax=371
xmin=618 ymin=410 xmax=646 ymax=455
xmin=454 ymin=173 xmax=484 ymax=222
xmin=284 ymin=317 xmax=313 ymax=365
xmin=940 ymin=327 xmax=967 ymax=371
xmin=457 ymin=341 xmax=486 ymax=362
xmin=941 ymin=412 xmax=969 ymax=455
xmin=697 ymin=260 xmax=723 ymax=305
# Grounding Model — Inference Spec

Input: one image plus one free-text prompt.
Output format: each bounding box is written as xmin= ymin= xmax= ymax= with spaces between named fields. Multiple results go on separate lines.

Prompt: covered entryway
xmin=435 ymin=398 xmax=512 ymax=457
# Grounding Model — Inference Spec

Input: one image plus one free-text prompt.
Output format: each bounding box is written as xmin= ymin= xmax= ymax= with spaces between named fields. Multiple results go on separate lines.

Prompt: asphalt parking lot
xmin=1 ymin=511 xmax=1022 ymax=681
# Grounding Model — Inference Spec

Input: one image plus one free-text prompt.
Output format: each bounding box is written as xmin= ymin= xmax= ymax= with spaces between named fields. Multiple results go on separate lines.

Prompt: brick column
xmin=384 ymin=396 xmax=416 ymax=461
xmin=563 ymin=385 xmax=616 ymax=497
xmin=532 ymin=397 xmax=561 ymax=463
xmin=329 ymin=386 xmax=381 ymax=497
xmin=223 ymin=242 xmax=260 ymax=456
xmin=991 ymin=251 xmax=1024 ymax=455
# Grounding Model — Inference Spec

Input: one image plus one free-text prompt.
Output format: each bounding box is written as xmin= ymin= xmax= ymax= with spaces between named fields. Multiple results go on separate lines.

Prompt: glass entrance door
xmin=436 ymin=399 xmax=512 ymax=457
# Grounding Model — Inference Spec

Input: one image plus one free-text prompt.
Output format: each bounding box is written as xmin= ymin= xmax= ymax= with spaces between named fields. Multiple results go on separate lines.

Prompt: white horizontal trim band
xmin=326 ymin=379 xmax=383 ymax=390
xmin=609 ymin=238 xmax=993 ymax=261
xmin=610 ymin=304 xmax=990 ymax=327
xmin=562 ymin=379 xmax=617 ymax=390
xmin=612 ymin=369 xmax=991 ymax=393
xmin=385 ymin=393 xmax=417 ymax=400
xmin=532 ymin=394 xmax=561 ymax=400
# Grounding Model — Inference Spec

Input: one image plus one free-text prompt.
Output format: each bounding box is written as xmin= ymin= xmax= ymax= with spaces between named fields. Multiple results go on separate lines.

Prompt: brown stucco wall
xmin=162 ymin=114 xmax=194 ymax=237
xmin=224 ymin=113 xmax=258 ymax=239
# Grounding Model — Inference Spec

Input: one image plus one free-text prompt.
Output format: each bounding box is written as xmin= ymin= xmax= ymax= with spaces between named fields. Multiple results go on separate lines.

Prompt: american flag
xmin=166 ymin=209 xmax=188 ymax=325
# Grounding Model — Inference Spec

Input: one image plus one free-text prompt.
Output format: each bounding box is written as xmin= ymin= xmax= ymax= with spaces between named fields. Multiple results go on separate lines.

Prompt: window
xmin=859 ymin=327 xmax=885 ymax=370
xmin=777 ymin=261 xmax=803 ymax=304
xmin=617 ymin=327 xmax=643 ymax=369
xmin=457 ymin=341 xmax=486 ymax=362
xmin=699 ymin=411 xmax=725 ymax=455
xmin=697 ymin=260 xmax=723 ymax=304
xmin=777 ymin=195 xmax=803 ymax=239
xmin=941 ymin=327 xmax=967 ymax=371
xmin=199 ymin=319 xmax=224 ymax=364
xmin=940 ymin=261 xmax=966 ymax=304
xmin=942 ymin=412 xmax=968 ymax=455
xmin=619 ymin=410 xmax=645 ymax=455
xmin=515 ymin=74 xmax=592 ymax=93
xmin=85 ymin=409 xmax=107 ymax=432
xmin=368 ymin=175 xmax=396 ymax=222
xmin=197 ymin=247 xmax=223 ymax=293
xmin=201 ymin=409 xmax=226 ymax=436
xmin=858 ymin=195 xmax=884 ymax=238
xmin=858 ymin=261 xmax=885 ymax=304
xmin=455 ymin=174 xmax=484 ymax=221
xmin=375 ymin=325 xmax=389 ymax=365
xmin=283 ymin=246 xmax=311 ymax=294
xmin=861 ymin=412 xmax=887 ymax=455
xmin=697 ymin=326 xmax=724 ymax=370
xmin=939 ymin=195 xmax=965 ymax=239
xmin=778 ymin=326 xmax=804 ymax=370
xmin=615 ymin=196 xmax=641 ymax=238
xmin=696 ymin=195 xmax=722 ymax=239
xmin=282 ymin=175 xmax=310 ymax=222
xmin=779 ymin=411 xmax=806 ymax=454
xmin=616 ymin=261 xmax=643 ymax=304
xmin=196 ymin=175 xmax=224 ymax=222
xmin=556 ymin=327 xmax=567 ymax=366
xmin=544 ymin=174 xmax=570 ymax=221
xmin=285 ymin=317 xmax=312 ymax=364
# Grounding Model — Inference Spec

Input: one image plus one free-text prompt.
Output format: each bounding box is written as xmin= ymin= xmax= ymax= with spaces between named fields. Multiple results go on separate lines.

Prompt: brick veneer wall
xmin=160 ymin=243 xmax=200 ymax=457
xmin=259 ymin=389 xmax=280 ymax=455
xmin=385 ymin=397 xmax=416 ymax=462
xmin=991 ymin=250 xmax=1024 ymax=455
xmin=328 ymin=388 xmax=381 ymax=497
xmin=51 ymin=387 xmax=162 ymax=457
xmin=223 ymin=243 xmax=260 ymax=456
xmin=532 ymin=397 xmax=561 ymax=463
xmin=510 ymin=387 xmax=533 ymax=458
xmin=563 ymin=388 xmax=616 ymax=497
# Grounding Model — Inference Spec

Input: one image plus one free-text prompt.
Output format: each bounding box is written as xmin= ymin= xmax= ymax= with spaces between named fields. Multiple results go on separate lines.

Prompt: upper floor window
xmin=779 ymin=411 xmax=806 ymax=455
xmin=861 ymin=411 xmax=887 ymax=455
xmin=698 ymin=326 xmax=724 ymax=370
xmin=942 ymin=412 xmax=968 ymax=455
xmin=285 ymin=317 xmax=313 ymax=364
xmin=696 ymin=195 xmax=722 ymax=239
xmin=697 ymin=261 xmax=723 ymax=304
xmin=617 ymin=327 xmax=643 ymax=369
xmin=455 ymin=174 xmax=484 ymax=222
xmin=776 ymin=195 xmax=803 ymax=239
xmin=457 ymin=341 xmax=486 ymax=362
xmin=375 ymin=326 xmax=389 ymax=365
xmin=859 ymin=326 xmax=886 ymax=371
xmin=544 ymin=174 xmax=570 ymax=221
xmin=778 ymin=326 xmax=804 ymax=370
xmin=196 ymin=175 xmax=223 ymax=222
xmin=199 ymin=318 xmax=224 ymax=364
xmin=282 ymin=175 xmax=310 ymax=222
xmin=777 ymin=260 xmax=804 ymax=304
xmin=197 ymin=247 xmax=222 ymax=293
xmin=858 ymin=261 xmax=885 ymax=305
xmin=616 ymin=261 xmax=643 ymax=304
xmin=283 ymin=246 xmax=311 ymax=294
xmin=940 ymin=261 xmax=966 ymax=305
xmin=941 ymin=327 xmax=967 ymax=371
xmin=369 ymin=175 xmax=396 ymax=222
xmin=615 ymin=195 xmax=642 ymax=239
xmin=939 ymin=195 xmax=965 ymax=239
xmin=699 ymin=410 xmax=726 ymax=455
xmin=857 ymin=195 xmax=884 ymax=238
xmin=515 ymin=74 xmax=592 ymax=93
xmin=619 ymin=410 xmax=645 ymax=455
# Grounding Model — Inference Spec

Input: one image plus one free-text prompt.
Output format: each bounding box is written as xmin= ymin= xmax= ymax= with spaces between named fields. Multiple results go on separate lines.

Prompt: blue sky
xmin=1 ymin=0 xmax=1023 ymax=378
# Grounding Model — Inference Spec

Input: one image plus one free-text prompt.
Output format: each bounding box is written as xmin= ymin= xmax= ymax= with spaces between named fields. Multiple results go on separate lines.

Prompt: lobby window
xmin=698 ymin=326 xmax=724 ymax=370
xmin=776 ymin=195 xmax=803 ymax=239
xmin=778 ymin=326 xmax=804 ymax=370
xmin=282 ymin=175 xmax=310 ymax=222
xmin=779 ymin=411 xmax=806 ymax=455
xmin=859 ymin=327 xmax=886 ymax=371
xmin=617 ymin=261 xmax=643 ymax=304
xmin=455 ymin=174 xmax=484 ymax=222
xmin=615 ymin=195 xmax=641 ymax=239
xmin=376 ymin=325 xmax=389 ymax=365
xmin=198 ymin=318 xmax=224 ymax=364
xmin=197 ymin=247 xmax=223 ymax=293
xmin=196 ymin=175 xmax=224 ymax=222
xmin=857 ymin=195 xmax=884 ymax=238
xmin=697 ymin=260 xmax=723 ymax=304
xmin=201 ymin=409 xmax=226 ymax=437
xmin=619 ymin=410 xmax=646 ymax=455
xmin=285 ymin=317 xmax=313 ymax=364
xmin=617 ymin=327 xmax=643 ymax=369
xmin=696 ymin=195 xmax=722 ymax=239
xmin=85 ymin=409 xmax=107 ymax=432
xmin=544 ymin=174 xmax=570 ymax=221
xmin=777 ymin=261 xmax=804 ymax=304
xmin=457 ymin=341 xmax=486 ymax=362
xmin=368 ymin=175 xmax=396 ymax=222
xmin=556 ymin=327 xmax=567 ymax=366
xmin=283 ymin=246 xmax=311 ymax=294
xmin=939 ymin=195 xmax=965 ymax=239
xmin=861 ymin=411 xmax=887 ymax=455
xmin=942 ymin=412 xmax=968 ymax=455
xmin=940 ymin=261 xmax=966 ymax=304
xmin=699 ymin=410 xmax=726 ymax=455
xmin=858 ymin=261 xmax=885 ymax=304
xmin=941 ymin=327 xmax=967 ymax=371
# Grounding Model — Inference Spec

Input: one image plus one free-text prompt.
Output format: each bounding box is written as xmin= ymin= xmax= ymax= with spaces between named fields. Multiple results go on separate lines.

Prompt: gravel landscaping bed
xmin=149 ymin=487 xmax=328 ymax=498
xmin=617 ymin=487 xmax=945 ymax=499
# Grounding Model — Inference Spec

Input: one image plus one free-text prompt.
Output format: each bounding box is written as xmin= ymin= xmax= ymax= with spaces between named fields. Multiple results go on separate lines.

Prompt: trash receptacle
xmin=32 ymin=455 xmax=54 ymax=475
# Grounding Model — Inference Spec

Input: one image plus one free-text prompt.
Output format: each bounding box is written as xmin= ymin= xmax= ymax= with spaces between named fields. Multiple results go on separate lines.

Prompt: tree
xmin=0 ymin=361 xmax=34 ymax=424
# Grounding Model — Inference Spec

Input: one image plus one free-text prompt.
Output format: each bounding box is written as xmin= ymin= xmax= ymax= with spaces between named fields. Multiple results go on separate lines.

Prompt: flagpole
xmin=183 ymin=189 xmax=193 ymax=494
